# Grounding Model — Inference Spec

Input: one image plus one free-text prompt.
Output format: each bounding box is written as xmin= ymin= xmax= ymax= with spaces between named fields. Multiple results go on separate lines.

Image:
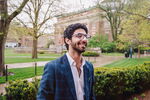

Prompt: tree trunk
xmin=0 ymin=36 xmax=5 ymax=76
xmin=0 ymin=0 xmax=29 ymax=76
xmin=0 ymin=26 xmax=9 ymax=76
xmin=32 ymin=38 xmax=38 ymax=59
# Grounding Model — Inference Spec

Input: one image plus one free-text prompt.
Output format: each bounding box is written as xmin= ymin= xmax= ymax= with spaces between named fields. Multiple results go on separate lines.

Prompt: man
xmin=37 ymin=23 xmax=95 ymax=100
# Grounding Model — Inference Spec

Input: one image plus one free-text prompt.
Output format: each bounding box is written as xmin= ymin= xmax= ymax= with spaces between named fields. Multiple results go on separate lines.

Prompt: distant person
xmin=124 ymin=51 xmax=129 ymax=58
xmin=37 ymin=23 xmax=96 ymax=100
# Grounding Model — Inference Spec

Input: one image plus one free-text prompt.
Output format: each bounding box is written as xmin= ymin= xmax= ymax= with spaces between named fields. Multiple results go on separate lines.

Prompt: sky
xmin=62 ymin=0 xmax=96 ymax=12
xmin=12 ymin=0 xmax=97 ymax=34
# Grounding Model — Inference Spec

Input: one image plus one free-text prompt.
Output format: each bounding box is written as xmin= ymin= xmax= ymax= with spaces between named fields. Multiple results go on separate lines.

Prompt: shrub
xmin=38 ymin=51 xmax=45 ymax=54
xmin=62 ymin=50 xmax=67 ymax=54
xmin=5 ymin=80 xmax=37 ymax=100
xmin=82 ymin=51 xmax=100 ymax=57
xmin=94 ymin=64 xmax=150 ymax=100
xmin=88 ymin=34 xmax=108 ymax=48
xmin=144 ymin=61 xmax=150 ymax=65
xmin=0 ymin=93 xmax=6 ymax=100
xmin=101 ymin=42 xmax=116 ymax=53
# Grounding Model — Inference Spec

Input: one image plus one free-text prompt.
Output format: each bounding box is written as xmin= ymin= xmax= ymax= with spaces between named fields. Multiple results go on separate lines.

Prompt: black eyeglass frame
xmin=72 ymin=33 xmax=91 ymax=39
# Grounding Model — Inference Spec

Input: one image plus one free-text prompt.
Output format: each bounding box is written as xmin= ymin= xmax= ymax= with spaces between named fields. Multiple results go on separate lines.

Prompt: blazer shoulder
xmin=85 ymin=61 xmax=94 ymax=71
xmin=44 ymin=55 xmax=64 ymax=70
xmin=85 ymin=61 xmax=93 ymax=67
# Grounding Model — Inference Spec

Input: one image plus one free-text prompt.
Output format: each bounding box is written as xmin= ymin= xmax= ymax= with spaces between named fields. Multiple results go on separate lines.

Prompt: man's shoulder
xmin=85 ymin=60 xmax=94 ymax=70
xmin=85 ymin=60 xmax=93 ymax=66
xmin=45 ymin=55 xmax=66 ymax=68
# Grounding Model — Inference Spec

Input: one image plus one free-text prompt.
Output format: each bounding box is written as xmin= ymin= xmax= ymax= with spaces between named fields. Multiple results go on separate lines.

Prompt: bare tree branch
xmin=25 ymin=3 xmax=34 ymax=23
xmin=8 ymin=0 xmax=29 ymax=22
xmin=16 ymin=17 xmax=28 ymax=28
xmin=38 ymin=16 xmax=52 ymax=30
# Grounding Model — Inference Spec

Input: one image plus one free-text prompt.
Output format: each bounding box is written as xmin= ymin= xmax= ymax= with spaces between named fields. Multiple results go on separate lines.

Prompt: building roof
xmin=55 ymin=6 xmax=100 ymax=18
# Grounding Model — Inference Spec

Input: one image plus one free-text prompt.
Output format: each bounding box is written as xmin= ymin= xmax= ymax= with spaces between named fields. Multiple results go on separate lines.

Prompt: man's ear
xmin=65 ymin=38 xmax=71 ymax=45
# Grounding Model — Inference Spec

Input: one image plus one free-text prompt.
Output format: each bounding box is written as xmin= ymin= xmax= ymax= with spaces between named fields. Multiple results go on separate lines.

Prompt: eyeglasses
xmin=72 ymin=33 xmax=91 ymax=39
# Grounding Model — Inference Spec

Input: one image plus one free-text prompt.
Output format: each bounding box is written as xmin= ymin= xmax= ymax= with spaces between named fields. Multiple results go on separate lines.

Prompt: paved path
xmin=6 ymin=56 xmax=58 ymax=58
xmin=0 ymin=55 xmax=124 ymax=94
xmin=6 ymin=55 xmax=124 ymax=69
xmin=6 ymin=61 xmax=49 ymax=69
xmin=85 ymin=55 xmax=124 ymax=67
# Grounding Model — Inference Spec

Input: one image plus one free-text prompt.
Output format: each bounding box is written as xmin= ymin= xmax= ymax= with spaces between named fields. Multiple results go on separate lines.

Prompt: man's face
xmin=70 ymin=28 xmax=89 ymax=54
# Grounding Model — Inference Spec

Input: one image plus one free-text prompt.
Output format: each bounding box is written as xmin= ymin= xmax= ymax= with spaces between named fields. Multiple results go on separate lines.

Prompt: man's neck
xmin=68 ymin=50 xmax=82 ymax=65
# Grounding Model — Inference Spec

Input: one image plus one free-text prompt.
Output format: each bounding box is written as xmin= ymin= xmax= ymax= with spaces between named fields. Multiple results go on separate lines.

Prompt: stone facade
xmin=54 ymin=7 xmax=112 ymax=50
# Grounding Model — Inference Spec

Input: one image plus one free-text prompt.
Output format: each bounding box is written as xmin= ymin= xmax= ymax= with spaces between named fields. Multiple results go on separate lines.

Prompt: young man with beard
xmin=37 ymin=23 xmax=96 ymax=100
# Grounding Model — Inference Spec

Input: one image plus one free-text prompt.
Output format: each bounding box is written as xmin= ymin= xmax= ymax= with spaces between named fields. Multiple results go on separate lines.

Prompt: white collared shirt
xmin=66 ymin=53 xmax=85 ymax=100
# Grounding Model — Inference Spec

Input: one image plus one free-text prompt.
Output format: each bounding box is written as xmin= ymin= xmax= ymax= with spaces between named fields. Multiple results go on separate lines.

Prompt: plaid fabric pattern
xmin=37 ymin=54 xmax=96 ymax=100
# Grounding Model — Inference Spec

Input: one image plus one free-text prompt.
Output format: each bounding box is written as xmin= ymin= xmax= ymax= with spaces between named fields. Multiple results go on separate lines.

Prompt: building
xmin=6 ymin=33 xmax=55 ymax=49
xmin=54 ymin=6 xmax=112 ymax=52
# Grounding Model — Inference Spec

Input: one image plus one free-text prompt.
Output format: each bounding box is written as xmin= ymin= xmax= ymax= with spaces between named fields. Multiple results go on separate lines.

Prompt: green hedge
xmin=94 ymin=63 xmax=150 ymax=100
xmin=5 ymin=79 xmax=39 ymax=100
xmin=82 ymin=51 xmax=100 ymax=57
xmin=3 ymin=63 xmax=150 ymax=100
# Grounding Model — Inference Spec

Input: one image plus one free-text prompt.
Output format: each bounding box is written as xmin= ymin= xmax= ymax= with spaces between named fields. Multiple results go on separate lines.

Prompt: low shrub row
xmin=3 ymin=63 xmax=150 ymax=100
xmin=94 ymin=62 xmax=150 ymax=100
xmin=82 ymin=51 xmax=100 ymax=57
xmin=5 ymin=78 xmax=39 ymax=100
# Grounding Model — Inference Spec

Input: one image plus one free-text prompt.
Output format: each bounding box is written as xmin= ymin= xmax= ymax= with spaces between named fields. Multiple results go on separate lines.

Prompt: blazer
xmin=37 ymin=54 xmax=96 ymax=100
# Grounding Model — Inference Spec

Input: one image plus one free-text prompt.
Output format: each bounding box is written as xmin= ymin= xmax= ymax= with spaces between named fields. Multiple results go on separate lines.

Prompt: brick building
xmin=54 ymin=6 xmax=112 ymax=52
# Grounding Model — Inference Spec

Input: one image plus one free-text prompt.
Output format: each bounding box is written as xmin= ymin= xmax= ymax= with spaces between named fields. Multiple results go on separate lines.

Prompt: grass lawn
xmin=0 ymin=66 xmax=44 ymax=84
xmin=102 ymin=52 xmax=124 ymax=56
xmin=5 ymin=57 xmax=56 ymax=64
xmin=5 ymin=48 xmax=61 ymax=64
xmin=103 ymin=56 xmax=150 ymax=67
xmin=5 ymin=48 xmax=61 ymax=57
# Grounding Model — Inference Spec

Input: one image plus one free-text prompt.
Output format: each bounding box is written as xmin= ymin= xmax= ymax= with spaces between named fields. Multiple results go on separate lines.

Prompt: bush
xmin=82 ymin=51 xmax=100 ymax=57
xmin=0 ymin=93 xmax=6 ymax=100
xmin=94 ymin=64 xmax=150 ymax=100
xmin=38 ymin=51 xmax=45 ymax=54
xmin=5 ymin=80 xmax=37 ymax=100
xmin=144 ymin=61 xmax=150 ymax=65
xmin=101 ymin=42 xmax=116 ymax=53
xmin=62 ymin=50 xmax=67 ymax=54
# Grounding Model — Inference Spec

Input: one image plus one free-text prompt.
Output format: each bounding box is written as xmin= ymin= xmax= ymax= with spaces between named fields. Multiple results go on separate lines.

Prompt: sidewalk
xmin=85 ymin=55 xmax=124 ymax=67
xmin=6 ymin=55 xmax=124 ymax=69
xmin=6 ymin=61 xmax=49 ymax=69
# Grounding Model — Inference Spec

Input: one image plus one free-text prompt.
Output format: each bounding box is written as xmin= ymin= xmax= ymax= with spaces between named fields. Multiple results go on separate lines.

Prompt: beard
xmin=71 ymin=41 xmax=87 ymax=54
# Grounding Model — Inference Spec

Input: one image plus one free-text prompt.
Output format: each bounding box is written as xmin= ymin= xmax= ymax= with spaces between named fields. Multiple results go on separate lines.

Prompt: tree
xmin=123 ymin=0 xmax=150 ymax=21
xmin=95 ymin=0 xmax=125 ymax=41
xmin=88 ymin=34 xmax=108 ymax=48
xmin=88 ymin=34 xmax=116 ymax=52
xmin=16 ymin=0 xmax=64 ymax=59
xmin=8 ymin=21 xmax=33 ymax=43
xmin=0 ymin=0 xmax=29 ymax=76
xmin=117 ymin=0 xmax=150 ymax=58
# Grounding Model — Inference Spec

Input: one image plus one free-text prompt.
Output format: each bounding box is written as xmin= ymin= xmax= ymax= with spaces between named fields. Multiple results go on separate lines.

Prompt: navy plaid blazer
xmin=37 ymin=54 xmax=96 ymax=100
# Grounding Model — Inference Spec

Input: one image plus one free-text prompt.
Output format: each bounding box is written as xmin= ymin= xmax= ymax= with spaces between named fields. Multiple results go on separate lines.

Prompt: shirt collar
xmin=66 ymin=52 xmax=85 ymax=68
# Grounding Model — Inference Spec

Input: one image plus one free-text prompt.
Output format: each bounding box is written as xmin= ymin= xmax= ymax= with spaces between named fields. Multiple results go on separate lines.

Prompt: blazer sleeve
xmin=90 ymin=63 xmax=96 ymax=100
xmin=37 ymin=62 xmax=55 ymax=100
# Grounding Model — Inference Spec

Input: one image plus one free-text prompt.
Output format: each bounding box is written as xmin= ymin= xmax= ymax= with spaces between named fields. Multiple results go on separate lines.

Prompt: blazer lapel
xmin=84 ymin=63 xmax=90 ymax=100
xmin=61 ymin=55 xmax=77 ymax=100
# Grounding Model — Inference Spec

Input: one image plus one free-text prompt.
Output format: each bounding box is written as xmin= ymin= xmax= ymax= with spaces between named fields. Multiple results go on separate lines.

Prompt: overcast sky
xmin=12 ymin=0 xmax=97 ymax=33
xmin=61 ymin=0 xmax=96 ymax=12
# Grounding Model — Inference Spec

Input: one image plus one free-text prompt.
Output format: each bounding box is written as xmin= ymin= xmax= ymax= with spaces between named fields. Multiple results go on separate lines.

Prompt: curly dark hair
xmin=64 ymin=23 xmax=88 ymax=50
